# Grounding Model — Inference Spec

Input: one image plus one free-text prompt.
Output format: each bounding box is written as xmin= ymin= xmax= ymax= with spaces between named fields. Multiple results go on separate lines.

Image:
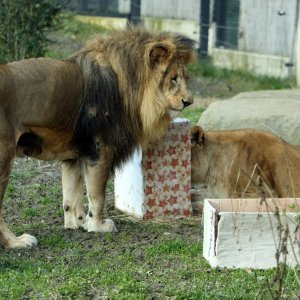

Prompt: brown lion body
xmin=0 ymin=27 xmax=195 ymax=249
xmin=191 ymin=126 xmax=300 ymax=198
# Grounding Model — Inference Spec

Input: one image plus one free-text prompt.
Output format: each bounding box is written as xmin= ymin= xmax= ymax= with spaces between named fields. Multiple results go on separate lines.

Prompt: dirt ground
xmin=5 ymin=158 xmax=202 ymax=245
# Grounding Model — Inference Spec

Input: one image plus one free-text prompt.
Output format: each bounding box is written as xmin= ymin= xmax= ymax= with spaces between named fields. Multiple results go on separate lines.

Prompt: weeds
xmin=188 ymin=59 xmax=296 ymax=99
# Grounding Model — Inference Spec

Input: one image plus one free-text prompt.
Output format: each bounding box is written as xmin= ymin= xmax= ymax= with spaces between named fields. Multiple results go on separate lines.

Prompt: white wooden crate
xmin=203 ymin=198 xmax=300 ymax=269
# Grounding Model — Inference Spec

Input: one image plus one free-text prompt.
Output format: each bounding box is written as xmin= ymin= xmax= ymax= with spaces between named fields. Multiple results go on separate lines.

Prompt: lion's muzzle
xmin=182 ymin=95 xmax=194 ymax=108
xmin=182 ymin=98 xmax=193 ymax=108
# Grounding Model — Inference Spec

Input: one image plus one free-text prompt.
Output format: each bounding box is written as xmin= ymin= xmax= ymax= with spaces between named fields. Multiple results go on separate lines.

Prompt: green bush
xmin=0 ymin=0 xmax=65 ymax=63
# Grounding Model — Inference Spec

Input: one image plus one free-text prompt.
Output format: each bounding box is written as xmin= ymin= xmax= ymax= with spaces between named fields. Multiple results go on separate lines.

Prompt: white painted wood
xmin=203 ymin=198 xmax=300 ymax=269
xmin=203 ymin=200 xmax=218 ymax=266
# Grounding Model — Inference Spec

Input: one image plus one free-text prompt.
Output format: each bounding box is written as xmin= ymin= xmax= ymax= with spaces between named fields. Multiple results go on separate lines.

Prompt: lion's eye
xmin=171 ymin=76 xmax=178 ymax=83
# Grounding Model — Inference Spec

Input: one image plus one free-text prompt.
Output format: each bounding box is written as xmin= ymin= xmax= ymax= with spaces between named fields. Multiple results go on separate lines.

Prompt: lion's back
xmin=202 ymin=128 xmax=300 ymax=197
xmin=0 ymin=58 xmax=82 ymax=125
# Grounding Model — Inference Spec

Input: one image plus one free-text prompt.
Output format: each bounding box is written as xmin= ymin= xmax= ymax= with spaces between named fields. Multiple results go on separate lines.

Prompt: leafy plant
xmin=0 ymin=0 xmax=65 ymax=63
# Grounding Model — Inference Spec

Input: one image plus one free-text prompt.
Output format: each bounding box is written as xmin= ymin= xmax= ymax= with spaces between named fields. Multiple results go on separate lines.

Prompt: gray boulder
xmin=198 ymin=89 xmax=300 ymax=146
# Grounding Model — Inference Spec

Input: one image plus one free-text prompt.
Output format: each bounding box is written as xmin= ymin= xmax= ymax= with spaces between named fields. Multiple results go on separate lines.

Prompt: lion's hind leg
xmin=0 ymin=127 xmax=37 ymax=249
xmin=62 ymin=161 xmax=86 ymax=229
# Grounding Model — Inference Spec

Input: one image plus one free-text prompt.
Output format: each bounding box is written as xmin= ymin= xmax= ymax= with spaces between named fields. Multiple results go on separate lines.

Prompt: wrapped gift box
xmin=114 ymin=118 xmax=192 ymax=219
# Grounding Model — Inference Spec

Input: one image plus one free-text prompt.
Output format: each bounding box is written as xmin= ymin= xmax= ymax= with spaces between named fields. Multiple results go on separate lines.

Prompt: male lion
xmin=0 ymin=27 xmax=195 ymax=249
xmin=191 ymin=125 xmax=300 ymax=198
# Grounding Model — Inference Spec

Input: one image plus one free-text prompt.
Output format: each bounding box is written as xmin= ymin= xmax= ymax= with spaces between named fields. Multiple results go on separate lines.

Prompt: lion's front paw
xmin=83 ymin=217 xmax=117 ymax=233
xmin=64 ymin=207 xmax=86 ymax=230
xmin=6 ymin=234 xmax=38 ymax=250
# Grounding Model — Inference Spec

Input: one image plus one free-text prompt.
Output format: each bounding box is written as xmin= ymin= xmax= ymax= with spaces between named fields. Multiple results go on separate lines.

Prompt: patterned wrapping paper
xmin=141 ymin=118 xmax=192 ymax=219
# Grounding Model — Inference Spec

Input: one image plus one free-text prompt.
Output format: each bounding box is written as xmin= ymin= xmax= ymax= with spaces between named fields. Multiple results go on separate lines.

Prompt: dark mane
xmin=68 ymin=54 xmax=136 ymax=169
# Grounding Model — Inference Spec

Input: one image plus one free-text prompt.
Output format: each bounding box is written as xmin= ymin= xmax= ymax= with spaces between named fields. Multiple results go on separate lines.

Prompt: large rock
xmin=198 ymin=89 xmax=300 ymax=146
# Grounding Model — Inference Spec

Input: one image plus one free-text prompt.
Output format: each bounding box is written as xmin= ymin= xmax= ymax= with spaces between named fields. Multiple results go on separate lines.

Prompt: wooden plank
xmin=238 ymin=0 xmax=298 ymax=57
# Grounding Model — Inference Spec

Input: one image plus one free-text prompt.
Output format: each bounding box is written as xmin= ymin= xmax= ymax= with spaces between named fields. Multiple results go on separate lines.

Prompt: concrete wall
xmin=118 ymin=0 xmax=130 ymax=14
xmin=238 ymin=0 xmax=298 ymax=57
xmin=118 ymin=0 xmax=200 ymax=46
xmin=143 ymin=18 xmax=199 ymax=46
xmin=212 ymin=48 xmax=291 ymax=78
xmin=296 ymin=2 xmax=300 ymax=85
xmin=95 ymin=0 xmax=300 ymax=81
xmin=141 ymin=0 xmax=200 ymax=22
xmin=212 ymin=0 xmax=300 ymax=79
xmin=118 ymin=0 xmax=200 ymax=21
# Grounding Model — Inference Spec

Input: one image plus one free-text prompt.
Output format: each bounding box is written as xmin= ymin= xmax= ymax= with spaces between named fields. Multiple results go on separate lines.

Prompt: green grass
xmin=46 ymin=14 xmax=109 ymax=59
xmin=61 ymin=14 xmax=108 ymax=41
xmin=188 ymin=59 xmax=296 ymax=99
xmin=0 ymin=159 xmax=299 ymax=299
xmin=179 ymin=107 xmax=205 ymax=125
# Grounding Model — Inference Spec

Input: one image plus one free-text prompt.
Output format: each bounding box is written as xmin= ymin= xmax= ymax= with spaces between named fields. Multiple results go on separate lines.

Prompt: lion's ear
xmin=191 ymin=126 xmax=205 ymax=148
xmin=149 ymin=43 xmax=173 ymax=69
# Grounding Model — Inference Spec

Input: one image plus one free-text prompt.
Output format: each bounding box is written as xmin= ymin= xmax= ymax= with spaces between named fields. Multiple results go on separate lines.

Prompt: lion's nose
xmin=182 ymin=96 xmax=193 ymax=108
